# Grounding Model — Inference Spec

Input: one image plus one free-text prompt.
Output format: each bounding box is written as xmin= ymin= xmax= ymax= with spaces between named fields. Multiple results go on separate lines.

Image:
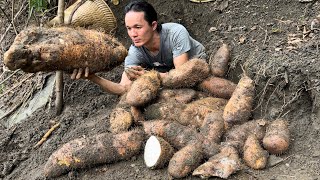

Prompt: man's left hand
xmin=125 ymin=66 xmax=146 ymax=81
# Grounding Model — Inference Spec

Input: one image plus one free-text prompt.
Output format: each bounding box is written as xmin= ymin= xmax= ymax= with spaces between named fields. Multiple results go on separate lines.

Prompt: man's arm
xmin=173 ymin=52 xmax=189 ymax=68
xmin=159 ymin=52 xmax=189 ymax=79
xmin=86 ymin=73 xmax=129 ymax=95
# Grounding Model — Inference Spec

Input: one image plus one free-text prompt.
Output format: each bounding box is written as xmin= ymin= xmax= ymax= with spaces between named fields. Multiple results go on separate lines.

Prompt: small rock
xmin=2 ymin=161 xmax=15 ymax=176
xmin=208 ymin=27 xmax=217 ymax=32
xmin=312 ymin=149 xmax=320 ymax=157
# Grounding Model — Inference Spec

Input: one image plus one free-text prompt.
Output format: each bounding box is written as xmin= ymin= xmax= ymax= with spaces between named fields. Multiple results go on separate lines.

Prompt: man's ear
xmin=151 ymin=21 xmax=158 ymax=31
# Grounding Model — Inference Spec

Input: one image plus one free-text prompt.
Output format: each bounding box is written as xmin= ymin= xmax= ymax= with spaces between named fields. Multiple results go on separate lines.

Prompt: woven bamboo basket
xmin=48 ymin=0 xmax=117 ymax=34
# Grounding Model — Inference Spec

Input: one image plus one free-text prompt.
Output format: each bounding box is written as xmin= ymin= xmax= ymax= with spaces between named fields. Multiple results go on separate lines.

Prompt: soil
xmin=1 ymin=0 xmax=320 ymax=179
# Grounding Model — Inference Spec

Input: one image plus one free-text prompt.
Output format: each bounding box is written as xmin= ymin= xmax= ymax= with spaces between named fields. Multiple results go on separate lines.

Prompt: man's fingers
xmin=71 ymin=69 xmax=78 ymax=79
xmin=85 ymin=67 xmax=89 ymax=78
xmin=125 ymin=69 xmax=138 ymax=81
xmin=76 ymin=68 xmax=83 ymax=79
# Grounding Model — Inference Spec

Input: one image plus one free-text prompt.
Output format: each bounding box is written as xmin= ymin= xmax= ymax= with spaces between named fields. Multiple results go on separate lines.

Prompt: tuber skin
xmin=4 ymin=27 xmax=127 ymax=73
xmin=168 ymin=143 xmax=203 ymax=179
xmin=157 ymin=88 xmax=197 ymax=104
xmin=193 ymin=145 xmax=241 ymax=179
xmin=263 ymin=119 xmax=290 ymax=154
xmin=223 ymin=74 xmax=255 ymax=129
xmin=144 ymin=101 xmax=186 ymax=122
xmin=44 ymin=129 xmax=145 ymax=178
xmin=224 ymin=119 xmax=268 ymax=153
xmin=109 ymin=107 xmax=133 ymax=133
xmin=209 ymin=43 xmax=230 ymax=77
xmin=126 ymin=70 xmax=161 ymax=107
xmin=243 ymin=134 xmax=268 ymax=170
xmin=179 ymin=97 xmax=227 ymax=128
xmin=162 ymin=58 xmax=210 ymax=88
xmin=198 ymin=76 xmax=236 ymax=99
xmin=142 ymin=120 xmax=203 ymax=150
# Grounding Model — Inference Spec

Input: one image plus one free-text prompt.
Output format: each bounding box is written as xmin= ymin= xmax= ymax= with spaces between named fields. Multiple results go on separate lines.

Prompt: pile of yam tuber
xmin=43 ymin=44 xmax=290 ymax=178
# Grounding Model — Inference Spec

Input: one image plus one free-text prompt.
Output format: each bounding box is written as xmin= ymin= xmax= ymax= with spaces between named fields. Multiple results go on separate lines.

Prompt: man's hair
xmin=124 ymin=0 xmax=162 ymax=32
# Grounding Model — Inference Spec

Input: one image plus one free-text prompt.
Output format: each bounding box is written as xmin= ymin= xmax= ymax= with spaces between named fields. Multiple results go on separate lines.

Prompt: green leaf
xmin=29 ymin=0 xmax=48 ymax=12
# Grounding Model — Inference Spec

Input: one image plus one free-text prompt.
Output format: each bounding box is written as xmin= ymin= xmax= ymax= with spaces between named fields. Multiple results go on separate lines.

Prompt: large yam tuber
xmin=200 ymin=111 xmax=224 ymax=158
xmin=224 ymin=119 xmax=267 ymax=152
xmin=44 ymin=129 xmax=145 ymax=178
xmin=144 ymin=102 xmax=186 ymax=121
xmin=162 ymin=58 xmax=210 ymax=88
xmin=142 ymin=120 xmax=202 ymax=150
xmin=223 ymin=74 xmax=255 ymax=128
xmin=198 ymin=76 xmax=236 ymax=99
xmin=144 ymin=136 xmax=175 ymax=169
xmin=109 ymin=107 xmax=133 ymax=133
xmin=209 ymin=43 xmax=230 ymax=77
xmin=179 ymin=97 xmax=227 ymax=127
xmin=4 ymin=27 xmax=127 ymax=73
xmin=126 ymin=70 xmax=161 ymax=107
xmin=243 ymin=134 xmax=268 ymax=170
xmin=263 ymin=119 xmax=290 ymax=154
xmin=200 ymin=111 xmax=224 ymax=143
xmin=189 ymin=97 xmax=228 ymax=111
xmin=193 ymin=145 xmax=241 ymax=179
xmin=168 ymin=143 xmax=203 ymax=179
xmin=179 ymin=104 xmax=214 ymax=127
xmin=157 ymin=88 xmax=197 ymax=104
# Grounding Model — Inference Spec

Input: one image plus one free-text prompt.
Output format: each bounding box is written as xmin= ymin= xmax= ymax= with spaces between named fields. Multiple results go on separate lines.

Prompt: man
xmin=71 ymin=0 xmax=207 ymax=95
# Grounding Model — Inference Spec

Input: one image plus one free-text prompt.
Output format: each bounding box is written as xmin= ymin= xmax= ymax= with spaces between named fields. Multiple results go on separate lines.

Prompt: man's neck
xmin=144 ymin=32 xmax=160 ymax=54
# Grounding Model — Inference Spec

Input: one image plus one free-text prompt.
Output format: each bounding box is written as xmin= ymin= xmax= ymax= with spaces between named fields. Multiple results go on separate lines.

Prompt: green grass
xmin=29 ymin=0 xmax=48 ymax=13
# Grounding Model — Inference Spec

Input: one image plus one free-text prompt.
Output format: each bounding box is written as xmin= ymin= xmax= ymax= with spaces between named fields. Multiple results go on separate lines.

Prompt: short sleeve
xmin=171 ymin=25 xmax=191 ymax=58
xmin=124 ymin=45 xmax=144 ymax=68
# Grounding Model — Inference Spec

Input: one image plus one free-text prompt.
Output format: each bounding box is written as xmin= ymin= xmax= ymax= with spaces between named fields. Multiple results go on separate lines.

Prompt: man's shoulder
xmin=162 ymin=23 xmax=186 ymax=30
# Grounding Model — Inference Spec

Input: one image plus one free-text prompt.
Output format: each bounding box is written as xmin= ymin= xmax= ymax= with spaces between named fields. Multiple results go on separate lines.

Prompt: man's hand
xmin=70 ymin=61 xmax=91 ymax=80
xmin=70 ymin=67 xmax=90 ymax=80
xmin=125 ymin=66 xmax=146 ymax=81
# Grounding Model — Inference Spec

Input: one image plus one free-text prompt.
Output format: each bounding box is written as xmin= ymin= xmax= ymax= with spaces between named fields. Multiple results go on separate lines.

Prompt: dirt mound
xmin=1 ymin=0 xmax=320 ymax=179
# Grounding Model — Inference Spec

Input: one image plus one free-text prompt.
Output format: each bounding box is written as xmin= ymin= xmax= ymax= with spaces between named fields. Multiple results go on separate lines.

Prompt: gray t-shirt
xmin=124 ymin=23 xmax=207 ymax=72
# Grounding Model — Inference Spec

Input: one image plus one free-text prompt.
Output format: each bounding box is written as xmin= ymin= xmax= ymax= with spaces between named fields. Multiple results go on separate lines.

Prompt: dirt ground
xmin=1 ymin=0 xmax=320 ymax=179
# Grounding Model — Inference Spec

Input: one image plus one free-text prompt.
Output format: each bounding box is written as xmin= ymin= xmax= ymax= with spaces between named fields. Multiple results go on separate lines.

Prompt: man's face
xmin=125 ymin=11 xmax=156 ymax=47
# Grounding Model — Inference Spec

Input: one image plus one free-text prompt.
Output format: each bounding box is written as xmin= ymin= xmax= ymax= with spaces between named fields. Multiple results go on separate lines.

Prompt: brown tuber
xmin=179 ymin=97 xmax=227 ymax=127
xmin=4 ymin=27 xmax=127 ymax=73
xmin=263 ymin=119 xmax=290 ymax=154
xmin=126 ymin=70 xmax=161 ymax=107
xmin=142 ymin=120 xmax=203 ymax=150
xmin=109 ymin=107 xmax=133 ymax=133
xmin=162 ymin=58 xmax=210 ymax=88
xmin=157 ymin=88 xmax=197 ymax=104
xmin=144 ymin=102 xmax=186 ymax=121
xmin=243 ymin=134 xmax=268 ymax=170
xmin=44 ymin=129 xmax=145 ymax=178
xmin=168 ymin=143 xmax=203 ymax=179
xmin=209 ymin=43 xmax=230 ymax=77
xmin=223 ymin=74 xmax=255 ymax=128
xmin=224 ymin=119 xmax=268 ymax=152
xmin=198 ymin=76 xmax=236 ymax=99
xmin=193 ymin=145 xmax=241 ymax=179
